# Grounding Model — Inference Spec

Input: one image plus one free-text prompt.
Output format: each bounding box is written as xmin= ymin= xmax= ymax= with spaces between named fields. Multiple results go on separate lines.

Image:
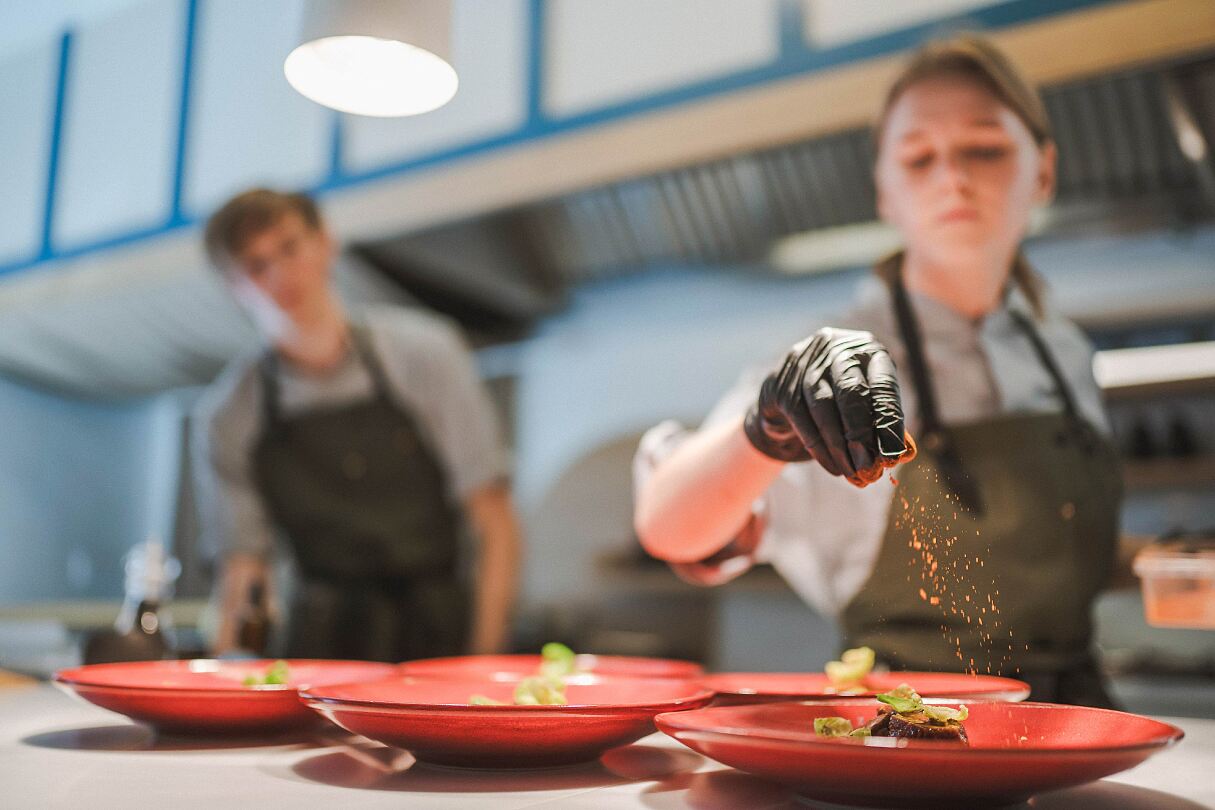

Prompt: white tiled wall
xmin=184 ymin=0 xmax=332 ymax=217
xmin=544 ymin=0 xmax=781 ymax=116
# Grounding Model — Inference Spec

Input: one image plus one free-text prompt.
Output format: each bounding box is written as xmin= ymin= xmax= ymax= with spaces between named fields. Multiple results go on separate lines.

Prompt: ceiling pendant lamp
xmin=285 ymin=0 xmax=458 ymax=117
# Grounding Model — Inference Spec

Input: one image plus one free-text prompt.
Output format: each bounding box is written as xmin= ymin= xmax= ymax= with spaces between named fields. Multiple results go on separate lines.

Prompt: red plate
xmin=54 ymin=659 xmax=396 ymax=734
xmin=656 ymin=700 xmax=1184 ymax=808
xmin=300 ymin=674 xmax=714 ymax=768
xmin=701 ymin=671 xmax=1029 ymax=705
xmin=397 ymin=653 xmax=703 ymax=680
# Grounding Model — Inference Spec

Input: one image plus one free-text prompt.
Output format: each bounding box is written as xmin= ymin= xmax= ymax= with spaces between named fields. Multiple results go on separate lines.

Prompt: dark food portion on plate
xmin=814 ymin=684 xmax=970 ymax=744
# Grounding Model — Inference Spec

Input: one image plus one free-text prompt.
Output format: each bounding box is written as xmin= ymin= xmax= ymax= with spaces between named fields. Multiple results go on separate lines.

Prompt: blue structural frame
xmin=5 ymin=0 xmax=1117 ymax=278
xmin=38 ymin=32 xmax=72 ymax=262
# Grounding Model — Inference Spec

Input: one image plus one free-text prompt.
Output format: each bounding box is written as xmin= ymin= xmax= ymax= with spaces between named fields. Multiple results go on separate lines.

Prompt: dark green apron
xmin=253 ymin=328 xmax=468 ymax=662
xmin=841 ymin=272 xmax=1123 ymax=707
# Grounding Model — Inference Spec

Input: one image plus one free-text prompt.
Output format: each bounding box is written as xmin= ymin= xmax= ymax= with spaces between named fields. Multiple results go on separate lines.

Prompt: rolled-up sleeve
xmin=632 ymin=410 xmax=768 ymax=587
xmin=191 ymin=364 xmax=278 ymax=560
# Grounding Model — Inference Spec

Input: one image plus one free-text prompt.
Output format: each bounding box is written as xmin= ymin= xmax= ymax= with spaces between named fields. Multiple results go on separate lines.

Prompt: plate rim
xmin=655 ymin=699 xmax=1186 ymax=758
xmin=53 ymin=658 xmax=396 ymax=695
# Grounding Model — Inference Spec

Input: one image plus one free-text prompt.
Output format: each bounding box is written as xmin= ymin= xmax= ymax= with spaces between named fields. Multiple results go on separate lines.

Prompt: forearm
xmin=212 ymin=552 xmax=268 ymax=653
xmin=635 ymin=416 xmax=784 ymax=564
xmin=467 ymin=486 xmax=522 ymax=654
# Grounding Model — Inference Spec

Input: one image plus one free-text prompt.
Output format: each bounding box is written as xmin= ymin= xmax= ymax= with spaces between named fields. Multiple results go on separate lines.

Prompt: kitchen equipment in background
xmin=234 ymin=582 xmax=271 ymax=658
xmin=286 ymin=0 xmax=457 ymax=117
xmin=81 ymin=537 xmax=180 ymax=665
xmin=1134 ymin=533 xmax=1215 ymax=629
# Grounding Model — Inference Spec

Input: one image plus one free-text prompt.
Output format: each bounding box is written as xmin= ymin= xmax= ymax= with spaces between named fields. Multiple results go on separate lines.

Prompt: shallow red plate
xmin=397 ymin=653 xmax=703 ymax=680
xmin=300 ymin=674 xmax=714 ymax=768
xmin=701 ymin=671 xmax=1029 ymax=705
xmin=656 ymin=700 xmax=1183 ymax=808
xmin=54 ymin=659 xmax=396 ymax=734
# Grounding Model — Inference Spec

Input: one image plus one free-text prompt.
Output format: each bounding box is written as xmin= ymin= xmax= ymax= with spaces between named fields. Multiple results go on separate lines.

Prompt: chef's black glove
xmin=743 ymin=328 xmax=907 ymax=482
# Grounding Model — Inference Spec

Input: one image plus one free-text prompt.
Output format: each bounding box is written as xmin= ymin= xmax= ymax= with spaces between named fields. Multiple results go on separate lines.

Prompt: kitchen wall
xmin=0 ymin=376 xmax=180 ymax=602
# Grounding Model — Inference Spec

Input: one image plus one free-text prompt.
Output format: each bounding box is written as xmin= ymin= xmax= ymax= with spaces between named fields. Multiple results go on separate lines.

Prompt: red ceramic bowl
xmin=300 ymin=674 xmax=714 ymax=768
xmin=397 ymin=653 xmax=704 ymax=680
xmin=701 ymin=671 xmax=1030 ymax=705
xmin=54 ymin=659 xmax=396 ymax=734
xmin=656 ymin=700 xmax=1184 ymax=808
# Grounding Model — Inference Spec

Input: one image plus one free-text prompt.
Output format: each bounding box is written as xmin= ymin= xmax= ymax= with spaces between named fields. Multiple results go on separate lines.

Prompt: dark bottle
xmin=82 ymin=538 xmax=179 ymax=665
xmin=1165 ymin=412 xmax=1198 ymax=458
xmin=236 ymin=582 xmax=271 ymax=657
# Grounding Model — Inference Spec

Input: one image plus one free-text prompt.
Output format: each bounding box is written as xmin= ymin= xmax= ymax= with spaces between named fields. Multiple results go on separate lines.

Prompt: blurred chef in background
xmin=194 ymin=188 xmax=521 ymax=662
xmin=635 ymin=37 xmax=1122 ymax=707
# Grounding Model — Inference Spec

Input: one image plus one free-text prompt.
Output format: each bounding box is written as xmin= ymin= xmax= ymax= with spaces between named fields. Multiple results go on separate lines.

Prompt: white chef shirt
xmin=633 ymin=275 xmax=1109 ymax=618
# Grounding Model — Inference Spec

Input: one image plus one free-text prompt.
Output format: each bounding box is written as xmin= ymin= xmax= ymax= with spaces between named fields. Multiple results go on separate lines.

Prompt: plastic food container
xmin=1133 ymin=540 xmax=1215 ymax=629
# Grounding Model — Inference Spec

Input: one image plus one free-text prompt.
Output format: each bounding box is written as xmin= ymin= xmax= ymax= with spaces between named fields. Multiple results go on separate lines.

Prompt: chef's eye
xmin=905 ymin=153 xmax=933 ymax=170
xmin=282 ymin=237 xmax=300 ymax=256
xmin=966 ymin=146 xmax=1008 ymax=161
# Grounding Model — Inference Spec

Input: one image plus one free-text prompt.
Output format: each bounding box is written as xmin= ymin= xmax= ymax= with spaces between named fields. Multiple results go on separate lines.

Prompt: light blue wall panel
xmin=343 ymin=0 xmax=528 ymax=171
xmin=52 ymin=0 xmax=184 ymax=248
xmin=0 ymin=46 xmax=56 ymax=265
xmin=184 ymin=0 xmax=332 ymax=217
xmin=0 ymin=374 xmax=162 ymax=601
xmin=804 ymin=0 xmax=1003 ymax=48
xmin=544 ymin=0 xmax=781 ymax=117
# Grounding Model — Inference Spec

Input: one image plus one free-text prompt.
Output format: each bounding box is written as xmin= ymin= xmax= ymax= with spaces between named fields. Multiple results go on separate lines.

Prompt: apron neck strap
xmin=257 ymin=324 xmax=394 ymax=426
xmin=259 ymin=351 xmax=283 ymax=426
xmin=1007 ymin=308 xmax=1083 ymax=423
xmin=347 ymin=324 xmax=395 ymax=403
xmin=887 ymin=267 xmax=945 ymax=440
xmin=884 ymin=260 xmax=1084 ymax=430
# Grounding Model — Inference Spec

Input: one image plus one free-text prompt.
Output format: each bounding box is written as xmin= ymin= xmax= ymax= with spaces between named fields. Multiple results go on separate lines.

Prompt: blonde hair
xmin=873 ymin=35 xmax=1050 ymax=316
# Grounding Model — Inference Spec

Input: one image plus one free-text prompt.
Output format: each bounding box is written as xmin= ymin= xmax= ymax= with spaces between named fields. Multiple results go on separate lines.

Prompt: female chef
xmin=634 ymin=36 xmax=1121 ymax=707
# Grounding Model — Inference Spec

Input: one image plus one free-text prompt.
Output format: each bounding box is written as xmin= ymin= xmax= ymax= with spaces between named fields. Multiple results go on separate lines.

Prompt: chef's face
xmin=224 ymin=211 xmax=335 ymax=333
xmin=875 ymin=76 xmax=1055 ymax=294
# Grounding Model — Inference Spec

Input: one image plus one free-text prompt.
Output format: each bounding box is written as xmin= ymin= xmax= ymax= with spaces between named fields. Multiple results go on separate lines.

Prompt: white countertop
xmin=2 ymin=684 xmax=1212 ymax=809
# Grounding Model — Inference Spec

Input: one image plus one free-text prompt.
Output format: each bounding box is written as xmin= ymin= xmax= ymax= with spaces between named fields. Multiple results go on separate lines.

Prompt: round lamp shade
xmin=286 ymin=0 xmax=458 ymax=117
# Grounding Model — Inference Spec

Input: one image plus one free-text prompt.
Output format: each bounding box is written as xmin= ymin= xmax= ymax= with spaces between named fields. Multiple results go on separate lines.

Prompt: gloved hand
xmin=743 ymin=328 xmax=913 ymax=485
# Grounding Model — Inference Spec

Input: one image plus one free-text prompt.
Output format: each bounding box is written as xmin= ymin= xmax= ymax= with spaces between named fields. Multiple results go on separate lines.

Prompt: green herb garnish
xmin=242 ymin=660 xmax=290 ymax=687
xmin=513 ymin=675 xmax=568 ymax=705
xmin=875 ymin=683 xmax=922 ymax=714
xmin=538 ymin=642 xmax=577 ymax=678
xmin=825 ymin=646 xmax=875 ymax=688
xmin=814 ymin=717 xmax=855 ymax=737
xmin=813 ymin=716 xmax=873 ymax=738
xmin=469 ymin=674 xmax=569 ymax=707
xmin=875 ymin=683 xmax=967 ymax=724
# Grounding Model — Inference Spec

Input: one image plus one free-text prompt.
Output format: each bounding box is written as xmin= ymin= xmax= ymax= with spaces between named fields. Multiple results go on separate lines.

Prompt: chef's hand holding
xmin=743 ymin=328 xmax=913 ymax=485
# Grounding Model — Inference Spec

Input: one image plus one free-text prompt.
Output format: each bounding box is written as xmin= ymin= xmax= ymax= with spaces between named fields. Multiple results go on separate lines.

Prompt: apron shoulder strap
xmin=1007 ymin=308 xmax=1083 ymax=423
xmin=347 ymin=324 xmax=397 ymax=405
xmin=887 ymin=270 xmax=945 ymax=439
xmin=258 ymin=351 xmax=283 ymax=426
